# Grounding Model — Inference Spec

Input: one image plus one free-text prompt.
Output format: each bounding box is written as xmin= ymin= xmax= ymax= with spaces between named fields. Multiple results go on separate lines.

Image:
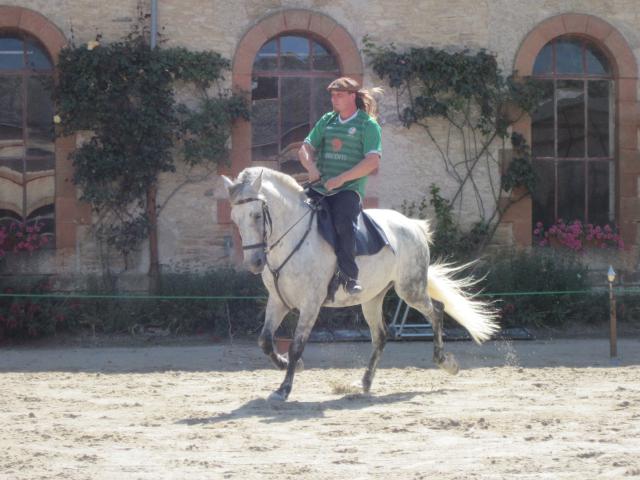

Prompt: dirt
xmin=1 ymin=337 xmax=639 ymax=479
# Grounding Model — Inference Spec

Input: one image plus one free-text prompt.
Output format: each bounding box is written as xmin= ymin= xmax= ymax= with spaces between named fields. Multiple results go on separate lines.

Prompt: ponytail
xmin=355 ymin=87 xmax=384 ymax=120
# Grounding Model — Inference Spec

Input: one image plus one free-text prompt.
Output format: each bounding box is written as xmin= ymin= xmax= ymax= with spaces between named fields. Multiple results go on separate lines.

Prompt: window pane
xmin=27 ymin=76 xmax=54 ymax=156
xmin=557 ymin=80 xmax=585 ymax=158
xmin=280 ymin=36 xmax=309 ymax=70
xmin=251 ymin=99 xmax=278 ymax=147
xmin=252 ymin=76 xmax=277 ymax=101
xmin=531 ymin=80 xmax=554 ymax=157
xmin=0 ymin=76 xmax=23 ymax=157
xmin=588 ymin=161 xmax=614 ymax=225
xmin=532 ymin=42 xmax=553 ymax=75
xmin=311 ymin=77 xmax=334 ymax=124
xmin=0 ymin=176 xmax=24 ymax=218
xmin=557 ymin=161 xmax=585 ymax=221
xmin=26 ymin=173 xmax=54 ymax=217
xmin=26 ymin=155 xmax=54 ymax=173
xmin=0 ymin=37 xmax=24 ymax=70
xmin=25 ymin=39 xmax=53 ymax=70
xmin=253 ymin=39 xmax=277 ymax=71
xmin=312 ymin=42 xmax=338 ymax=71
xmin=587 ymin=80 xmax=610 ymax=158
xmin=585 ymin=42 xmax=609 ymax=75
xmin=281 ymin=77 xmax=310 ymax=147
xmin=0 ymin=157 xmax=23 ymax=173
xmin=251 ymin=76 xmax=279 ymax=152
xmin=532 ymin=160 xmax=555 ymax=227
xmin=251 ymin=144 xmax=279 ymax=161
xmin=27 ymin=203 xmax=55 ymax=239
xmin=556 ymin=38 xmax=583 ymax=74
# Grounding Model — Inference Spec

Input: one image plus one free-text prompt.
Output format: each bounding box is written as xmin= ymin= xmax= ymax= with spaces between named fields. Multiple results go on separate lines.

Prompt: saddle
xmin=305 ymin=190 xmax=393 ymax=302
xmin=313 ymin=199 xmax=391 ymax=256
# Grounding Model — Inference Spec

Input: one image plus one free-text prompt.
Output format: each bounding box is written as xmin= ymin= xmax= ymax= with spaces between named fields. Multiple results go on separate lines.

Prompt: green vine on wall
xmin=54 ymin=26 xmax=248 ymax=268
xmin=364 ymin=37 xmax=543 ymax=258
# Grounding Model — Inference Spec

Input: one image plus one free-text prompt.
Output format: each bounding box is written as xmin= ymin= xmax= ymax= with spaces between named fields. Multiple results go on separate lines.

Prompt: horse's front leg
xmin=258 ymin=296 xmax=290 ymax=370
xmin=268 ymin=305 xmax=320 ymax=402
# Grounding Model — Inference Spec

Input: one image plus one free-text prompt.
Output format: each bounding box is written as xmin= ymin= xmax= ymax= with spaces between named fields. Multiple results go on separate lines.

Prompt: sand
xmin=1 ymin=337 xmax=639 ymax=479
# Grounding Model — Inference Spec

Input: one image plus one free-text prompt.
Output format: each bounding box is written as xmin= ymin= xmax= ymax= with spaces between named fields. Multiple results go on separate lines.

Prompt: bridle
xmin=233 ymin=195 xmax=317 ymax=312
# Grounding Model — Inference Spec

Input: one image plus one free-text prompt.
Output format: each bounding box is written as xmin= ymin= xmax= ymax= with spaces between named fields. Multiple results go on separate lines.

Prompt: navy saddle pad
xmin=312 ymin=197 xmax=392 ymax=256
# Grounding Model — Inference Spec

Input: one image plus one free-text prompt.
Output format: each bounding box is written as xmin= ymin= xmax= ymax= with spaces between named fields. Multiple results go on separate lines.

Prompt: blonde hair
xmin=327 ymin=77 xmax=384 ymax=120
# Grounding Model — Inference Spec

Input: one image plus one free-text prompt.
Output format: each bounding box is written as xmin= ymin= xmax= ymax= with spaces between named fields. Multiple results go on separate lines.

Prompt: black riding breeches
xmin=310 ymin=189 xmax=361 ymax=280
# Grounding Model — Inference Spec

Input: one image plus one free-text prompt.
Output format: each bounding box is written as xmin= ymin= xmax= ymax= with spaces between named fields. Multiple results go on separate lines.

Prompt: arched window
xmin=531 ymin=36 xmax=614 ymax=227
xmin=0 ymin=34 xmax=55 ymax=245
xmin=251 ymin=34 xmax=339 ymax=176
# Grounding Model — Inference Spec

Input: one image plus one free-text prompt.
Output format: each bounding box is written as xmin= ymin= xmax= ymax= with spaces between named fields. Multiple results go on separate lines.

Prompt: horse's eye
xmin=252 ymin=212 xmax=262 ymax=221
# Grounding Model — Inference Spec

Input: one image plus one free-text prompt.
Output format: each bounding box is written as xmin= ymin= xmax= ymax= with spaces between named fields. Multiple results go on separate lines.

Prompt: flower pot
xmin=275 ymin=337 xmax=292 ymax=354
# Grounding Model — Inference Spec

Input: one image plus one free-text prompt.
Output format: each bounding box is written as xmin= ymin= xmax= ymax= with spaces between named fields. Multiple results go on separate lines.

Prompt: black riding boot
xmin=327 ymin=190 xmax=362 ymax=295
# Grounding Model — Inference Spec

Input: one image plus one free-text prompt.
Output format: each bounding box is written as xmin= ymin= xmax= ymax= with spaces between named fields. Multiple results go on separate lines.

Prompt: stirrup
xmin=344 ymin=278 xmax=363 ymax=295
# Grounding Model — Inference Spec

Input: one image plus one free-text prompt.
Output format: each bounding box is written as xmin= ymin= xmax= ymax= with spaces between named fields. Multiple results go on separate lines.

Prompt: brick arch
xmin=227 ymin=9 xmax=362 ymax=176
xmin=505 ymin=13 xmax=639 ymax=249
xmin=0 ymin=6 xmax=87 ymax=256
xmin=218 ymin=9 xmax=364 ymax=226
xmin=232 ymin=9 xmax=363 ymax=100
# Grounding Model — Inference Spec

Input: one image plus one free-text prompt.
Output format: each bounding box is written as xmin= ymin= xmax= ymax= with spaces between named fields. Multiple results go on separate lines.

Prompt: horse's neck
xmin=263 ymin=182 xmax=313 ymax=247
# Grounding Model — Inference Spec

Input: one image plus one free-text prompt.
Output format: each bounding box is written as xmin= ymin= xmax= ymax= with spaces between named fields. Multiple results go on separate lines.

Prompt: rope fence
xmin=0 ymin=287 xmax=638 ymax=301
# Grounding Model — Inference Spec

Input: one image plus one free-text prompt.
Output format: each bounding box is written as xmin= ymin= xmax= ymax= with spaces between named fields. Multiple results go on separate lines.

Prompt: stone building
xmin=0 ymin=1 xmax=639 ymax=284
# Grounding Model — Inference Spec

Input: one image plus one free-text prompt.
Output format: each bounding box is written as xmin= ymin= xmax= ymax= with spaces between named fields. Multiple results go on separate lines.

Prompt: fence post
xmin=607 ymin=265 xmax=617 ymax=359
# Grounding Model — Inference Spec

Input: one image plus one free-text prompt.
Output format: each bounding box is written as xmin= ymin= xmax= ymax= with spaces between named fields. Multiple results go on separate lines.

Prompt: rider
xmin=298 ymin=77 xmax=382 ymax=295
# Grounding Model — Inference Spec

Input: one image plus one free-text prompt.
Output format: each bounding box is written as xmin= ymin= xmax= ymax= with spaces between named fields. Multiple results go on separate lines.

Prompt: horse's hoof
xmin=353 ymin=379 xmax=369 ymax=394
xmin=267 ymin=391 xmax=287 ymax=402
xmin=439 ymin=352 xmax=459 ymax=375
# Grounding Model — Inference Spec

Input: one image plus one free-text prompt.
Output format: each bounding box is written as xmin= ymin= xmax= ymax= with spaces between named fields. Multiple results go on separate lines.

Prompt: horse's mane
xmin=236 ymin=167 xmax=304 ymax=207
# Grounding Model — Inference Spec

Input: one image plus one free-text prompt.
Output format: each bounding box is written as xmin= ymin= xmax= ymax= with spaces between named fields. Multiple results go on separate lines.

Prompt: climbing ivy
xmin=54 ymin=26 xmax=248 ymax=268
xmin=364 ymin=37 xmax=543 ymax=257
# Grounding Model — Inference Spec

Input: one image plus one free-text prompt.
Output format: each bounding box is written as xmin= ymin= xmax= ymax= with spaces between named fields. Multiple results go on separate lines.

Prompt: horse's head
xmin=221 ymin=171 xmax=269 ymax=274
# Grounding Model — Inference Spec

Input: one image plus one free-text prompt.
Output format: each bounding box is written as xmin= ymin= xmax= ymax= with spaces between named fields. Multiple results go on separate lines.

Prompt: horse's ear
xmin=221 ymin=175 xmax=235 ymax=193
xmin=206 ymin=175 xmax=235 ymax=199
xmin=251 ymin=169 xmax=263 ymax=193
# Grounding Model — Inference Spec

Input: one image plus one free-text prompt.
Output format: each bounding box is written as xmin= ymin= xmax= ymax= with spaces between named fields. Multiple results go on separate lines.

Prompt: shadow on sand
xmin=176 ymin=390 xmax=442 ymax=425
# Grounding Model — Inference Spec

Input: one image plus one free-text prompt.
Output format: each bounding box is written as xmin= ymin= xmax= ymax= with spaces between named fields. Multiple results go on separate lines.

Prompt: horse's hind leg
xmin=404 ymin=296 xmax=459 ymax=375
xmin=360 ymin=288 xmax=391 ymax=393
xmin=427 ymin=299 xmax=459 ymax=375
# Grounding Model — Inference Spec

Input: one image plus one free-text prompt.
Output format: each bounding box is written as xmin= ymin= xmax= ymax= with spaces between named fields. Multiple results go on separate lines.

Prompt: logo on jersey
xmin=348 ymin=127 xmax=356 ymax=135
xmin=331 ymin=138 xmax=343 ymax=151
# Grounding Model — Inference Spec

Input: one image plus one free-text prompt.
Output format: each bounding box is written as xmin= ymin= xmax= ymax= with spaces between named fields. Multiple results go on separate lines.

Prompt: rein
xmin=234 ymin=195 xmax=317 ymax=311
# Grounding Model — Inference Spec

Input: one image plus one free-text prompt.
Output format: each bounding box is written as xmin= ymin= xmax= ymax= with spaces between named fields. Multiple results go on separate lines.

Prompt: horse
xmin=220 ymin=167 xmax=499 ymax=401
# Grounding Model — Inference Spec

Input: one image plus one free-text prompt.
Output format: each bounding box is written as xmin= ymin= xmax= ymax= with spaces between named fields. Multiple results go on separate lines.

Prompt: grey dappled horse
xmin=221 ymin=167 xmax=498 ymax=401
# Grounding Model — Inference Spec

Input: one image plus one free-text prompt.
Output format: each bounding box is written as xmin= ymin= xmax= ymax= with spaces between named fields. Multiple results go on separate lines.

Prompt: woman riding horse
xmin=298 ymin=77 xmax=382 ymax=295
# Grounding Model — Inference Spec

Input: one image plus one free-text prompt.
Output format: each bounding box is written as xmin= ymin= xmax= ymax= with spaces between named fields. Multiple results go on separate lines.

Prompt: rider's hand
xmin=325 ymin=176 xmax=345 ymax=191
xmin=308 ymin=169 xmax=321 ymax=183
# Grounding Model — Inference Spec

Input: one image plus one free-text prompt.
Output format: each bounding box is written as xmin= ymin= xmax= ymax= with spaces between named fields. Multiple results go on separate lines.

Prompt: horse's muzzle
xmin=244 ymin=251 xmax=266 ymax=274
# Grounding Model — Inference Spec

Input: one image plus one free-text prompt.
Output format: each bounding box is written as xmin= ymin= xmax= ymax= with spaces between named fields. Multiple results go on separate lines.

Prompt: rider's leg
xmin=327 ymin=190 xmax=361 ymax=294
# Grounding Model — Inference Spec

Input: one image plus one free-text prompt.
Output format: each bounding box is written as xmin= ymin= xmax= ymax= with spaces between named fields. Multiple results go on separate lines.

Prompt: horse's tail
xmin=427 ymin=262 xmax=499 ymax=344
xmin=417 ymin=219 xmax=433 ymax=245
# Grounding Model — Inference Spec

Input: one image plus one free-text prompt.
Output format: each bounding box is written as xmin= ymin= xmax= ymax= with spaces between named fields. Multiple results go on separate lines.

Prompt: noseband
xmin=232 ymin=195 xmax=317 ymax=312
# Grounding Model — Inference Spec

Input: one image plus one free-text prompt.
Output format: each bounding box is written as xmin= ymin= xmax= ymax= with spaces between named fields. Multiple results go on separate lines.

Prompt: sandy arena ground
xmin=1 ymin=337 xmax=639 ymax=479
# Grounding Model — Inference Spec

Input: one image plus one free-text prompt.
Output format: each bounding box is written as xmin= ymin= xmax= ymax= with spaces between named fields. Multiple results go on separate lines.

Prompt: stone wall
xmin=1 ymin=0 xmax=639 ymax=278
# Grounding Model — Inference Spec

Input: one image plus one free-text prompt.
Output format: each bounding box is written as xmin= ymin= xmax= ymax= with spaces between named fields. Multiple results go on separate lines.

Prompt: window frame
xmin=531 ymin=35 xmax=615 ymax=225
xmin=0 ymin=33 xmax=55 ymax=244
xmin=251 ymin=34 xmax=340 ymax=166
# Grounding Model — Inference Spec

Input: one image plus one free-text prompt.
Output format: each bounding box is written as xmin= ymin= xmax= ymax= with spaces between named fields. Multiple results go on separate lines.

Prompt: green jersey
xmin=304 ymin=109 xmax=382 ymax=198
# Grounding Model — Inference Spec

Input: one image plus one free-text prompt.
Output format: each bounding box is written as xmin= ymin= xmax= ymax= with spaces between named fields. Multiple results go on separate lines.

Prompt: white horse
xmin=221 ymin=167 xmax=498 ymax=401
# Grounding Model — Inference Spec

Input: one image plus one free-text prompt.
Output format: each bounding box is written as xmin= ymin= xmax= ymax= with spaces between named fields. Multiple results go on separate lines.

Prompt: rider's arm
xmin=324 ymin=153 xmax=380 ymax=191
xmin=298 ymin=142 xmax=321 ymax=182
